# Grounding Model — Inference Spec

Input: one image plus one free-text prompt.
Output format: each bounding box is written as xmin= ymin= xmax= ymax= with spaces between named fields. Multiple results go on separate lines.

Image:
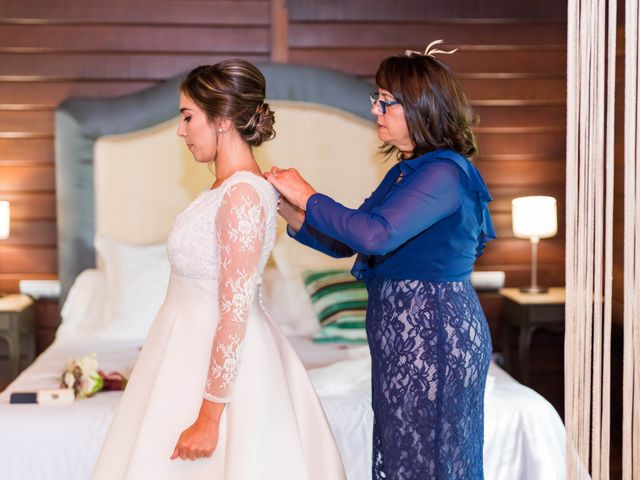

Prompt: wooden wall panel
xmin=490 ymin=186 xmax=565 ymax=211
xmin=477 ymin=132 xmax=565 ymax=157
xmin=0 ymin=165 xmax=55 ymax=191
xmin=473 ymin=105 xmax=566 ymax=129
xmin=288 ymin=48 xmax=566 ymax=77
xmin=0 ymin=53 xmax=271 ymax=79
xmin=1 ymin=220 xmax=56 ymax=247
xmin=0 ymin=139 xmax=54 ymax=163
xmin=0 ymin=246 xmax=56 ymax=273
xmin=0 ymin=0 xmax=272 ymax=291
xmin=0 ymin=25 xmax=269 ymax=53
xmin=0 ymin=1 xmax=270 ymax=25
xmin=289 ymin=22 xmax=568 ymax=46
xmin=287 ymin=1 xmax=566 ymax=21
xmin=462 ymin=77 xmax=566 ymax=102
xmin=0 ymin=112 xmax=53 ymax=134
xmin=286 ymin=6 xmax=567 ymax=290
xmin=0 ymin=82 xmax=157 ymax=109
xmin=0 ymin=0 xmax=568 ymax=300
xmin=0 ymin=193 xmax=55 ymax=220
xmin=480 ymin=238 xmax=565 ymax=265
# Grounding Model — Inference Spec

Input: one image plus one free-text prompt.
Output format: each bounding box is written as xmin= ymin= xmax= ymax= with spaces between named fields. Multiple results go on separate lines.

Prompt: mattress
xmin=0 ymin=334 xmax=567 ymax=480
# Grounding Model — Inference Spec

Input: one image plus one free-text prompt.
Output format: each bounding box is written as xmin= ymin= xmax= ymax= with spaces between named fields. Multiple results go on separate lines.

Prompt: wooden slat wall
xmin=0 ymin=0 xmax=568 ymax=303
xmin=287 ymin=2 xmax=568 ymax=291
xmin=286 ymin=1 xmax=567 ymax=340
xmin=0 ymin=0 xmax=271 ymax=293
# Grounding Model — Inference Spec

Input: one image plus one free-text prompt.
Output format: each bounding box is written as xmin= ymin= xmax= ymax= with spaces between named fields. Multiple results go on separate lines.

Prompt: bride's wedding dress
xmin=92 ymin=171 xmax=346 ymax=480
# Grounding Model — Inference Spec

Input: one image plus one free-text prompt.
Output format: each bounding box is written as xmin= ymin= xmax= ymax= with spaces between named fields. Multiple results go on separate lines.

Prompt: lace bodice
xmin=167 ymin=171 xmax=278 ymax=402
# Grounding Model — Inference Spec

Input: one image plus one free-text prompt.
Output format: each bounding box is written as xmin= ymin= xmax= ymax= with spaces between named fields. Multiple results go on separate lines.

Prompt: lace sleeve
xmin=203 ymin=182 xmax=265 ymax=403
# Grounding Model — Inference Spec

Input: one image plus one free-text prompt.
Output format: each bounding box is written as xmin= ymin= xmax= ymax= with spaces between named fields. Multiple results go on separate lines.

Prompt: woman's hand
xmin=170 ymin=400 xmax=224 ymax=461
xmin=277 ymin=195 xmax=306 ymax=233
xmin=264 ymin=167 xmax=317 ymax=210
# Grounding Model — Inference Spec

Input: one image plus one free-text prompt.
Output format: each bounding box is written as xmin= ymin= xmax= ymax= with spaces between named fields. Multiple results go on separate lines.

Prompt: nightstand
xmin=0 ymin=294 xmax=36 ymax=379
xmin=499 ymin=287 xmax=565 ymax=385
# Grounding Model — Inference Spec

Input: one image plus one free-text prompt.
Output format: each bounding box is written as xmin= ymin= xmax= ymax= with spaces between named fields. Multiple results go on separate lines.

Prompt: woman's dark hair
xmin=376 ymin=53 xmax=477 ymax=159
xmin=180 ymin=59 xmax=275 ymax=146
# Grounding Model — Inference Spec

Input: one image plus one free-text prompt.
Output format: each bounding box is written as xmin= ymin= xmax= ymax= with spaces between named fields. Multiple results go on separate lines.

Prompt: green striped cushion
xmin=302 ymin=269 xmax=368 ymax=344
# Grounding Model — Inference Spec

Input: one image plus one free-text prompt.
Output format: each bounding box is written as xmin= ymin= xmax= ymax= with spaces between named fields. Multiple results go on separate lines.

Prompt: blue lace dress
xmin=291 ymin=149 xmax=496 ymax=479
xmin=367 ymin=278 xmax=491 ymax=478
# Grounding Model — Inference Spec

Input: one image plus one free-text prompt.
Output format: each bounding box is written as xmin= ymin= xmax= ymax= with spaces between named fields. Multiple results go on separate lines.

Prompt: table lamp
xmin=511 ymin=196 xmax=557 ymax=294
xmin=0 ymin=200 xmax=9 ymax=240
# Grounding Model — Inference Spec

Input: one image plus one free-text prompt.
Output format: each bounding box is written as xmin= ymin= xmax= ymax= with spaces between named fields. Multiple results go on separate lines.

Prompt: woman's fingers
xmin=187 ymin=449 xmax=199 ymax=461
xmin=265 ymin=169 xmax=286 ymax=190
xmin=171 ymin=440 xmax=214 ymax=461
xmin=170 ymin=445 xmax=179 ymax=460
xmin=171 ymin=439 xmax=193 ymax=461
xmin=265 ymin=167 xmax=314 ymax=209
xmin=265 ymin=167 xmax=291 ymax=186
xmin=268 ymin=166 xmax=298 ymax=177
xmin=181 ymin=445 xmax=190 ymax=461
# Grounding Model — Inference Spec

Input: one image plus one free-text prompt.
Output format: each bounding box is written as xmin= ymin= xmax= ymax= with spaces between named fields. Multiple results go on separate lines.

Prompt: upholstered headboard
xmin=55 ymin=64 xmax=386 ymax=305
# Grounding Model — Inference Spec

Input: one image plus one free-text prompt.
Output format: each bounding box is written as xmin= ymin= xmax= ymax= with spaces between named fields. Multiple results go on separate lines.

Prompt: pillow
xmin=94 ymin=235 xmax=171 ymax=340
xmin=470 ymin=270 xmax=506 ymax=291
xmin=57 ymin=268 xmax=108 ymax=339
xmin=272 ymin=231 xmax=356 ymax=278
xmin=261 ymin=266 xmax=320 ymax=336
xmin=302 ymin=269 xmax=368 ymax=344
xmin=271 ymin=233 xmax=355 ymax=336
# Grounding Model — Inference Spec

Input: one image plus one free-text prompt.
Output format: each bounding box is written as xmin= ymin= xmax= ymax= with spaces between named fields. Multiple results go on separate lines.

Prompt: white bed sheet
xmin=0 ymin=268 xmax=566 ymax=479
xmin=0 ymin=334 xmax=566 ymax=480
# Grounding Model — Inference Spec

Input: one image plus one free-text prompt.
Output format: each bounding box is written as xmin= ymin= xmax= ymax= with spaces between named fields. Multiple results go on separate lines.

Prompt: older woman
xmin=266 ymin=45 xmax=496 ymax=479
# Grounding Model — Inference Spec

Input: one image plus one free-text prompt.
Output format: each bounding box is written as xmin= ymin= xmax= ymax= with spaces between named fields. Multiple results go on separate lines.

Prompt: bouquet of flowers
xmin=60 ymin=354 xmax=128 ymax=399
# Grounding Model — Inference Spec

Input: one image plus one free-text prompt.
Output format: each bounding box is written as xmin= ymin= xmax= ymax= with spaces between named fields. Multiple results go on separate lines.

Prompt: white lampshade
xmin=0 ymin=201 xmax=10 ymax=240
xmin=511 ymin=196 xmax=557 ymax=240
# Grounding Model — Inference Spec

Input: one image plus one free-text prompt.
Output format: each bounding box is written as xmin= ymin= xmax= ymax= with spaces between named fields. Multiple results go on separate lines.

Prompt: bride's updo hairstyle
xmin=180 ymin=59 xmax=276 ymax=146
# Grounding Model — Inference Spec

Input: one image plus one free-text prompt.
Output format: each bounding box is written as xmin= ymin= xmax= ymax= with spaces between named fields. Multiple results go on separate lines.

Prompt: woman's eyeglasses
xmin=369 ymin=93 xmax=400 ymax=114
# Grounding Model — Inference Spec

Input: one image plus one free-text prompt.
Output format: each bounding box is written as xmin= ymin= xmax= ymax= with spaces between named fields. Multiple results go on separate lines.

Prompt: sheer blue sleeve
xmin=304 ymin=161 xmax=462 ymax=256
xmin=288 ymin=222 xmax=355 ymax=258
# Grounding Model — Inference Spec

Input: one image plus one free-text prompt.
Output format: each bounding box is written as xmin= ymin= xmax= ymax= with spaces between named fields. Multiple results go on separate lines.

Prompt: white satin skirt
xmin=92 ymin=272 xmax=346 ymax=480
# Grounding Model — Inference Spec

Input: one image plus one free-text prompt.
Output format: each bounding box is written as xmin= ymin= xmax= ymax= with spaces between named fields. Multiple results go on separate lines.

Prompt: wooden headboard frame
xmin=54 ymin=63 xmax=375 ymax=305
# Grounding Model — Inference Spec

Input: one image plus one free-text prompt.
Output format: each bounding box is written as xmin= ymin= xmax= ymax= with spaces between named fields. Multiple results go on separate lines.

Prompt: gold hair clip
xmin=405 ymin=39 xmax=458 ymax=58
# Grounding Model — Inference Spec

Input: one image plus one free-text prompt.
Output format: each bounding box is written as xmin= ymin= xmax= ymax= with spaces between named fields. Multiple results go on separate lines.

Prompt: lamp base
xmin=519 ymin=285 xmax=549 ymax=294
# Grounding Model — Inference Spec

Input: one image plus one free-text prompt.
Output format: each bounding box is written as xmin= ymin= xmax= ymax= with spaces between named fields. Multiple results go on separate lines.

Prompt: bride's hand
xmin=170 ymin=416 xmax=219 ymax=461
xmin=171 ymin=401 xmax=223 ymax=461
xmin=264 ymin=167 xmax=316 ymax=210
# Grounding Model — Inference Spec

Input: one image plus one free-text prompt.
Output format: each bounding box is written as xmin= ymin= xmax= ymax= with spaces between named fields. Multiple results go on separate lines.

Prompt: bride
xmin=92 ymin=59 xmax=346 ymax=480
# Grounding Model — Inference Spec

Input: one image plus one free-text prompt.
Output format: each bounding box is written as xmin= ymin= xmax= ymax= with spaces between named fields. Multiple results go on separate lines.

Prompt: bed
xmin=0 ymin=63 xmax=566 ymax=480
